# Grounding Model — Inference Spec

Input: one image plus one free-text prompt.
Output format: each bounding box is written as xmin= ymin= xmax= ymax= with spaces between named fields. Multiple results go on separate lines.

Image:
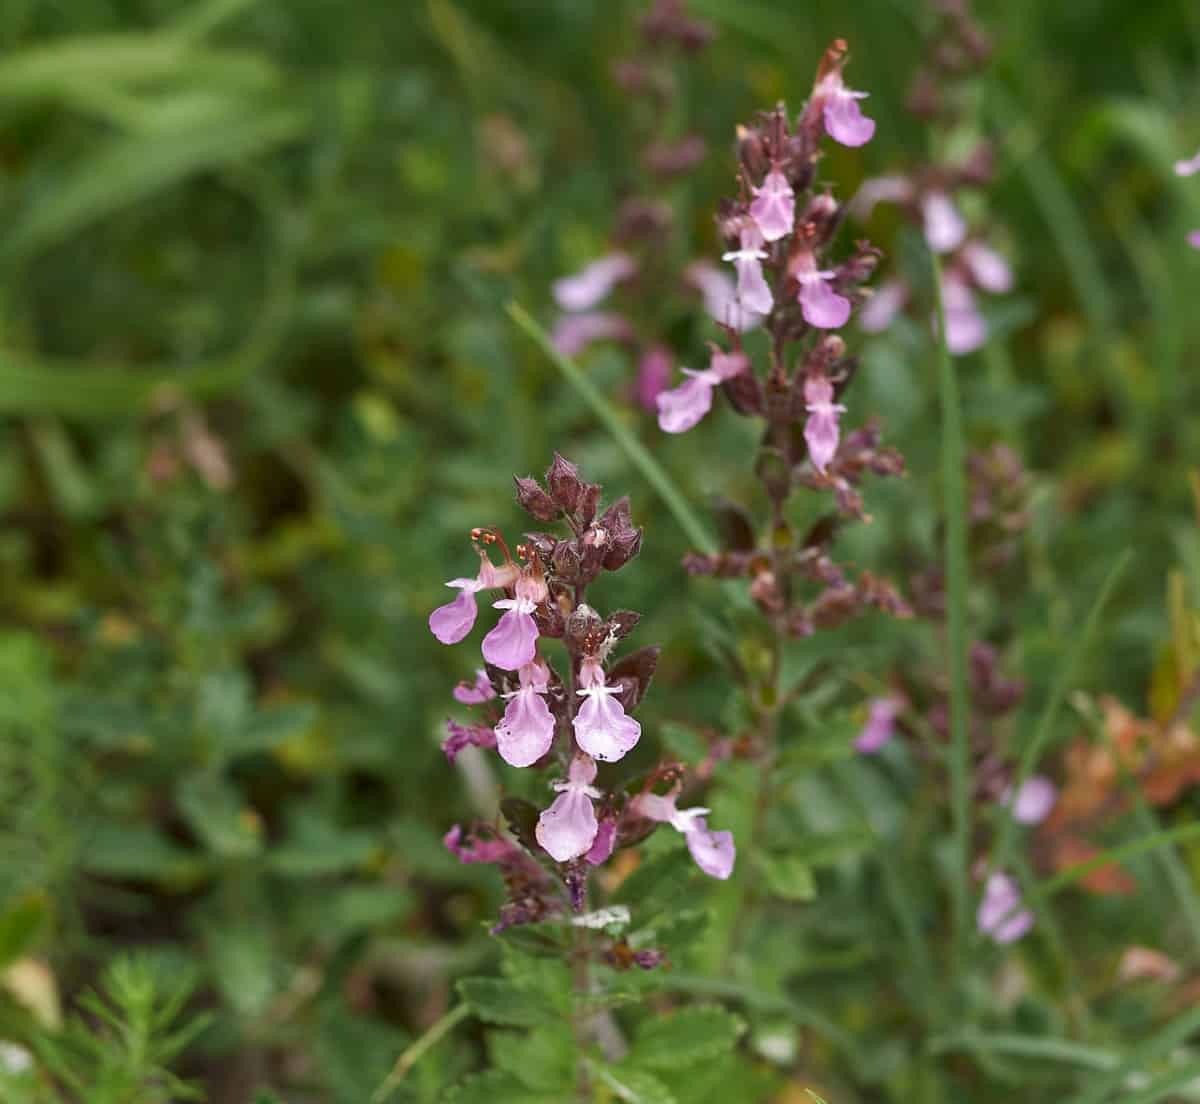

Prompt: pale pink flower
xmin=816 ymin=69 xmax=876 ymax=148
xmin=482 ymin=574 xmax=544 ymax=670
xmin=656 ymin=348 xmax=747 ymax=434
xmin=803 ymin=376 xmax=846 ymax=474
xmin=453 ymin=669 xmax=496 ymax=705
xmin=852 ymin=175 xmax=914 ymax=219
xmin=960 ymin=242 xmax=1013 ymax=294
xmin=535 ymin=755 xmax=601 ymax=862
xmin=551 ymin=312 xmax=633 ymax=357
xmin=1174 ymin=149 xmax=1200 ymax=177
xmin=977 ymin=872 xmax=1034 ymax=944
xmin=552 ymin=253 xmax=636 ymax=312
xmin=859 ymin=278 xmax=909 ymax=333
xmin=940 ymin=272 xmax=987 ymax=355
xmin=495 ymin=662 xmax=555 ymax=767
xmin=429 ymin=556 xmax=509 ymax=645
xmin=749 ymin=169 xmax=795 ymax=241
xmin=573 ymin=658 xmax=641 ymax=762
xmin=793 ymin=251 xmax=851 ymax=329
xmin=722 ymin=224 xmax=774 ymax=315
xmin=1008 ymin=775 xmax=1057 ymax=825
xmin=631 ymin=787 xmax=735 ymax=880
xmin=855 ymin=695 xmax=902 ymax=753
xmin=684 ymin=262 xmax=764 ymax=332
xmin=922 ymin=191 xmax=967 ymax=254
xmin=444 ymin=824 xmax=514 ymax=865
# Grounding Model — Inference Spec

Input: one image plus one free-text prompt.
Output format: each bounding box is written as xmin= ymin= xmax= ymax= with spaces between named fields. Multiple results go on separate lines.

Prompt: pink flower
xmin=977 ymin=872 xmax=1034 ymax=944
xmin=636 ymin=345 xmax=674 ymax=411
xmin=817 ymin=69 xmax=876 ymax=148
xmin=573 ymin=658 xmax=641 ymax=762
xmin=656 ymin=348 xmax=747 ymax=435
xmin=444 ymin=824 xmax=515 ymax=865
xmin=852 ymin=175 xmax=914 ymax=219
xmin=940 ymin=272 xmax=987 ymax=355
xmin=552 ymin=253 xmax=636 ymax=312
xmin=453 ymin=669 xmax=496 ymax=705
xmin=749 ymin=169 xmax=795 ymax=242
xmin=1189 ymin=231 xmax=1200 ymax=250
xmin=535 ymin=755 xmax=601 ymax=862
xmin=631 ymin=787 xmax=735 ymax=880
xmin=429 ymin=578 xmax=483 ymax=644
xmin=495 ymin=662 xmax=556 ymax=767
xmin=482 ymin=574 xmax=544 ymax=670
xmin=1008 ymin=775 xmax=1057 ymax=825
xmin=793 ymin=251 xmax=851 ymax=329
xmin=722 ymin=225 xmax=774 ymax=316
xmin=551 ymin=312 xmax=633 ymax=357
xmin=855 ymin=695 xmax=902 ymax=753
xmin=803 ymin=376 xmax=846 ymax=474
xmin=961 ymin=242 xmax=1013 ymax=294
xmin=684 ymin=262 xmax=764 ymax=333
xmin=1174 ymin=149 xmax=1200 ymax=177
xmin=921 ymin=191 xmax=967 ymax=254
xmin=442 ymin=719 xmax=498 ymax=764
xmin=859 ymin=278 xmax=909 ymax=333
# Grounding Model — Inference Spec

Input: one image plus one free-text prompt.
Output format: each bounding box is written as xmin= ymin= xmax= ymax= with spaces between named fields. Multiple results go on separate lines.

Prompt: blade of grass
xmin=372 ymin=1003 xmax=471 ymax=1103
xmin=1038 ymin=822 xmax=1200 ymax=899
xmin=931 ymin=252 xmax=971 ymax=971
xmin=1067 ymin=1005 xmax=1200 ymax=1104
xmin=927 ymin=1030 xmax=1119 ymax=1071
xmin=1120 ymin=1061 xmax=1200 ymax=1104
xmin=506 ymin=301 xmax=716 ymax=555
xmin=987 ymin=550 xmax=1131 ymax=886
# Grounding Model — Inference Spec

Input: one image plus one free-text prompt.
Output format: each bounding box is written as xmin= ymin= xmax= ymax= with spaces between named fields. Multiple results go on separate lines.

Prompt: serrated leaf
xmin=487 ymin=1024 xmax=575 ymax=1091
xmin=755 ymin=854 xmax=817 ymax=902
xmin=594 ymin=1065 xmax=676 ymax=1104
xmin=442 ymin=1069 xmax=563 ymax=1104
xmin=456 ymin=979 xmax=555 ymax=1027
xmin=627 ymin=1005 xmax=743 ymax=1072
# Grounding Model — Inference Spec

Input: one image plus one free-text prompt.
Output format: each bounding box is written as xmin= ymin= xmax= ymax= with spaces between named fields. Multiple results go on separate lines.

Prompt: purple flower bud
xmin=444 ymin=824 xmax=514 ymax=865
xmin=495 ymin=662 xmax=555 ymax=767
xmin=1008 ymin=775 xmax=1057 ymax=825
xmin=803 ymin=376 xmax=846 ymax=474
xmin=429 ymin=580 xmax=482 ymax=644
xmin=921 ymin=191 xmax=967 ymax=254
xmin=442 ymin=719 xmax=498 ymax=763
xmin=633 ymin=949 xmax=665 ymax=970
xmin=977 ymin=872 xmax=1034 ymax=944
xmin=535 ymin=755 xmax=601 ymax=862
xmin=749 ymin=169 xmax=795 ymax=242
xmin=553 ymin=253 xmax=636 ymax=312
xmin=514 ymin=476 xmax=560 ymax=522
xmin=585 ymin=817 xmax=617 ymax=865
xmin=573 ymin=658 xmax=641 ymax=762
xmin=854 ymin=695 xmax=902 ymax=753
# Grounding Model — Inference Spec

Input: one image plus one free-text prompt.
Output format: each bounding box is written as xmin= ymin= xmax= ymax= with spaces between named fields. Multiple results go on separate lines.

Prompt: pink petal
xmin=495 ymin=688 xmax=556 ymax=767
xmin=855 ymin=696 xmax=900 ymax=753
xmin=804 ymin=411 xmax=840 ymax=473
xmin=1188 ymin=230 xmax=1200 ymax=249
xmin=859 ymin=279 xmax=908 ymax=333
xmin=977 ymin=873 xmax=1033 ymax=944
xmin=551 ymin=312 xmax=633 ymax=357
xmin=572 ymin=692 xmax=641 ymax=762
xmin=656 ymin=374 xmax=715 ymax=434
xmin=481 ymin=608 xmax=538 ymax=670
xmin=961 ymin=242 xmax=1013 ymax=294
xmin=684 ymin=262 xmax=764 ymax=333
xmin=1011 ymin=776 xmax=1057 ymax=825
xmin=442 ymin=719 xmax=497 ymax=764
xmin=922 ymin=192 xmax=967 ymax=254
xmin=444 ymin=825 xmax=513 ymax=865
xmin=636 ymin=346 xmax=673 ymax=412
xmin=940 ymin=276 xmax=987 ymax=355
xmin=552 ymin=253 xmax=636 ymax=312
xmin=685 ymin=819 xmax=736 ymax=879
xmin=799 ymin=278 xmax=851 ymax=329
xmin=585 ymin=818 xmax=617 ymax=865
xmin=824 ymin=89 xmax=875 ymax=148
xmin=429 ymin=588 xmax=478 ymax=645
xmin=1175 ymin=150 xmax=1200 ymax=177
xmin=733 ymin=254 xmax=774 ymax=315
xmin=535 ymin=789 xmax=598 ymax=862
xmin=453 ymin=669 xmax=496 ymax=704
xmin=749 ymin=170 xmax=795 ymax=242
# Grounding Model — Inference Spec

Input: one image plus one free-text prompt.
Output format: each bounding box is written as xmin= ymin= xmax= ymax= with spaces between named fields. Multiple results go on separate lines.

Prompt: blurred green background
xmin=2 ymin=0 xmax=1200 ymax=1100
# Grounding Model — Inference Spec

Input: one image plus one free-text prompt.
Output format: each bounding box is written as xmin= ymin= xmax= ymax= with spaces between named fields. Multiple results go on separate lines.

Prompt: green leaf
xmin=442 ymin=1070 xmax=563 ymax=1104
xmin=456 ymin=979 xmax=557 ymax=1028
xmin=626 ymin=1005 xmax=743 ymax=1072
xmin=592 ymin=1065 xmax=676 ymax=1104
xmin=755 ymin=853 xmax=817 ymax=902
xmin=0 ymin=893 xmax=49 ymax=968
xmin=175 ymin=774 xmax=262 ymax=859
xmin=488 ymin=1025 xmax=575 ymax=1091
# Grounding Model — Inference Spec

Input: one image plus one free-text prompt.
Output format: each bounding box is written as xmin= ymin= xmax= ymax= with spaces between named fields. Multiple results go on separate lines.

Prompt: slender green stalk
xmin=506 ymin=301 xmax=716 ymax=555
xmin=927 ymin=1031 xmax=1119 ymax=1071
xmin=930 ymin=252 xmax=971 ymax=969
xmin=371 ymin=1003 xmax=471 ymax=1103
xmin=1038 ymin=822 xmax=1200 ymax=898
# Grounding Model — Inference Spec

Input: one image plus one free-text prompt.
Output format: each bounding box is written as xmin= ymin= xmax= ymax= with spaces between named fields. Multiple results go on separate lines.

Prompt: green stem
xmin=371 ymin=1004 xmax=470 ymax=1103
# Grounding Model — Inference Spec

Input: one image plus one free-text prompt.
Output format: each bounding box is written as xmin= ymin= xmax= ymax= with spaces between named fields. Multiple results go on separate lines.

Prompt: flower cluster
xmin=657 ymin=41 xmax=910 ymax=642
xmin=550 ymin=0 xmax=718 ymax=410
xmin=432 ymin=455 xmax=735 ymax=935
xmin=852 ymin=0 xmax=1013 ymax=354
